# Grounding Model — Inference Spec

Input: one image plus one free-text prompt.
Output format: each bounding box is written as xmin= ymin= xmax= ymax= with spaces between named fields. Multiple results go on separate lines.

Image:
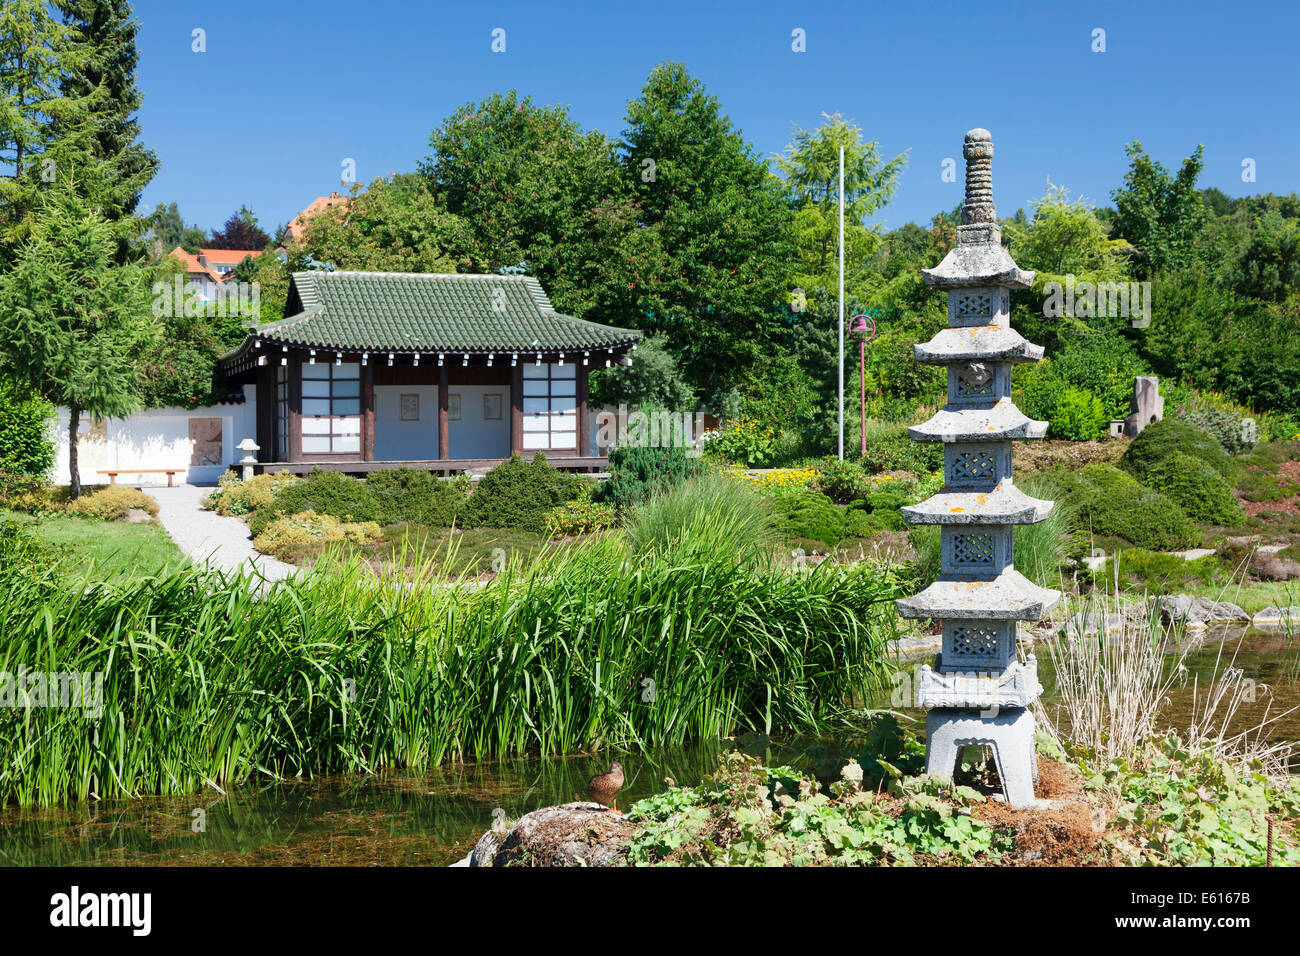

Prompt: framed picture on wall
xmin=448 ymin=393 xmax=461 ymax=421
xmin=483 ymin=392 xmax=502 ymax=420
xmin=400 ymin=393 xmax=420 ymax=421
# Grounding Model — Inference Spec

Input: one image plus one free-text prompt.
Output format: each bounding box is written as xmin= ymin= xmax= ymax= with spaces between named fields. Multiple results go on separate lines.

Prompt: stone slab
xmin=896 ymin=569 xmax=1060 ymax=621
xmin=910 ymin=401 xmax=1048 ymax=443
xmin=914 ymin=325 xmax=1044 ymax=365
xmin=902 ymin=483 xmax=1053 ymax=525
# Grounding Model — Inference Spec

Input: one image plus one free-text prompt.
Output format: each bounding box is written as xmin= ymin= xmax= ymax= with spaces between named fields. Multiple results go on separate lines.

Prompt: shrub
xmin=545 ymin=498 xmax=618 ymax=536
xmin=624 ymin=471 xmax=774 ymax=562
xmin=846 ymin=509 xmax=900 ymax=538
xmin=262 ymin=470 xmax=378 ymax=523
xmin=701 ymin=416 xmax=777 ymax=467
xmin=1110 ymin=548 xmax=1225 ymax=592
xmin=0 ymin=378 xmax=55 ymax=478
xmin=1175 ymin=406 xmax=1257 ymax=456
xmin=597 ymin=445 xmax=704 ymax=511
xmin=857 ymin=422 xmax=943 ymax=475
xmin=465 ymin=453 xmax=580 ymax=534
xmin=206 ymin=471 xmax=301 ymax=516
xmin=1033 ymin=464 xmax=1202 ymax=551
xmin=364 ymin=468 xmax=470 ymax=527
xmin=1240 ymin=440 xmax=1300 ymax=467
xmin=1048 ymin=386 xmax=1109 ymax=440
xmin=0 ymin=474 xmax=67 ymax=515
xmin=65 ymin=486 xmax=159 ymax=521
xmin=1120 ymin=419 xmax=1234 ymax=483
xmin=814 ymin=459 xmax=876 ymax=503
xmin=1234 ymin=465 xmax=1298 ymax=503
xmin=772 ymin=490 xmax=846 ymax=548
xmin=252 ymin=510 xmax=382 ymax=562
xmin=1145 ymin=452 xmax=1245 ymax=526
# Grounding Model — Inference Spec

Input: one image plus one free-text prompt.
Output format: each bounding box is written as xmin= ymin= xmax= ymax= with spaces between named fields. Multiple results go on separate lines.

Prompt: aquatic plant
xmin=0 ymin=522 xmax=902 ymax=806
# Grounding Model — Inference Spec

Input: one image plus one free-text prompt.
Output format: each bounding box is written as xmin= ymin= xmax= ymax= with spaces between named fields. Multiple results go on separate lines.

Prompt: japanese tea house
xmin=218 ymin=271 xmax=641 ymax=474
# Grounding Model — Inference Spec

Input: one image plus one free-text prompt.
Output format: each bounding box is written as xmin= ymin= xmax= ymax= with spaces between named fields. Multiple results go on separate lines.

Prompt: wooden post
xmin=256 ymin=364 xmax=274 ymax=460
xmin=438 ymin=365 xmax=449 ymax=460
xmin=510 ymin=363 xmax=523 ymax=455
xmin=361 ymin=361 xmax=375 ymax=461
xmin=577 ymin=363 xmax=589 ymax=456
xmin=288 ymin=350 xmax=302 ymax=462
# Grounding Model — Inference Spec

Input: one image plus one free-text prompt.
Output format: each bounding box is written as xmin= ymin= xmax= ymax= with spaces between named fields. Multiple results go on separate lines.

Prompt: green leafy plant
xmin=1120 ymin=418 xmax=1234 ymax=483
xmin=1145 ymin=452 xmax=1245 ymax=525
xmin=464 ymin=453 xmax=580 ymax=534
xmin=1033 ymin=464 xmax=1202 ymax=551
xmin=597 ymin=444 xmax=704 ymax=511
xmin=0 ymin=378 xmax=55 ymax=478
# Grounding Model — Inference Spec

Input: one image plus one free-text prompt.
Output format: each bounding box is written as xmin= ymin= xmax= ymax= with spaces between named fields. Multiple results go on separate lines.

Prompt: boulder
xmin=1188 ymin=597 xmax=1250 ymax=625
xmin=1153 ymin=594 xmax=1195 ymax=625
xmin=1252 ymin=606 xmax=1300 ymax=627
xmin=1153 ymin=594 xmax=1250 ymax=627
xmin=468 ymin=828 xmax=502 ymax=868
xmin=472 ymin=802 xmax=636 ymax=867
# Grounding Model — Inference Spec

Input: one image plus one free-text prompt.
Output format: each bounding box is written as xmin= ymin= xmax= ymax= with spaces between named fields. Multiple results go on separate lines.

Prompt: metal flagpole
xmin=837 ymin=145 xmax=845 ymax=461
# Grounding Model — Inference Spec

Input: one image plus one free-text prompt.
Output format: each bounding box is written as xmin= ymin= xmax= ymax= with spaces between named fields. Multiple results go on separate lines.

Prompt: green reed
xmin=0 ymin=522 xmax=903 ymax=806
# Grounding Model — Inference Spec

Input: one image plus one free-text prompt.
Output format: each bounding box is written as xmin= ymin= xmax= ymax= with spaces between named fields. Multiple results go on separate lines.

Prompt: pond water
xmin=889 ymin=624 xmax=1300 ymax=761
xmin=1 ymin=626 xmax=1295 ymax=867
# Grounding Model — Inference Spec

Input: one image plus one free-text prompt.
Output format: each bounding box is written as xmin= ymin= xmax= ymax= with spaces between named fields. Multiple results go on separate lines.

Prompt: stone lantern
xmin=895 ymin=128 xmax=1061 ymax=809
xmin=236 ymin=438 xmax=260 ymax=481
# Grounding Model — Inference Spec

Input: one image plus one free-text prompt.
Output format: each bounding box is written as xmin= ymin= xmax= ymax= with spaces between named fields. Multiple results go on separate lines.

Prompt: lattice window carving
xmin=952 ymin=532 xmax=995 ymax=566
xmin=952 ymin=625 xmax=1000 ymax=658
xmin=956 ymin=366 xmax=994 ymax=397
xmin=953 ymin=450 xmax=995 ymax=482
xmin=955 ymin=292 xmax=993 ymax=318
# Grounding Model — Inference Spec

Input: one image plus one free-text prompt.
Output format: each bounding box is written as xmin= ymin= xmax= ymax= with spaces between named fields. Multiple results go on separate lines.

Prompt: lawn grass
xmin=0 ymin=509 xmax=186 ymax=580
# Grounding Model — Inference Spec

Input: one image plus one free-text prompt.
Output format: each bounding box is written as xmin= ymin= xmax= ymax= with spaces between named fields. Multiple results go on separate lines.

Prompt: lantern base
xmin=925 ymin=706 xmax=1039 ymax=809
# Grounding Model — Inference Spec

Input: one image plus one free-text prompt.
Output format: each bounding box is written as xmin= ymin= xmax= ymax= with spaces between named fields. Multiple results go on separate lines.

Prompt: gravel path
xmin=149 ymin=485 xmax=297 ymax=582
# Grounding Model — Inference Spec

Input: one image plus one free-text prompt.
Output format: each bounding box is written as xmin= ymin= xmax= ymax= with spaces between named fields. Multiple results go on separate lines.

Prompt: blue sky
xmin=133 ymin=0 xmax=1300 ymax=238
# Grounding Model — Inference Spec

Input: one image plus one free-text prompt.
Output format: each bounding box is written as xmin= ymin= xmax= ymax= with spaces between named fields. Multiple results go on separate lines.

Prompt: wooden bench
xmin=98 ymin=468 xmax=183 ymax=487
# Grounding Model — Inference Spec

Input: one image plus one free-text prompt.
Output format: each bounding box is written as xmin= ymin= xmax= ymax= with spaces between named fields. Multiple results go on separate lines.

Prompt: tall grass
xmin=1038 ymin=588 xmax=1297 ymax=779
xmin=0 ymin=521 xmax=903 ymax=806
xmin=623 ymin=471 xmax=774 ymax=563
xmin=1014 ymin=474 xmax=1074 ymax=587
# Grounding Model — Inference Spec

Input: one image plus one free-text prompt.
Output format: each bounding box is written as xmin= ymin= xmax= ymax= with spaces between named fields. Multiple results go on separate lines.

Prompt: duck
xmin=585 ymin=761 xmax=625 ymax=812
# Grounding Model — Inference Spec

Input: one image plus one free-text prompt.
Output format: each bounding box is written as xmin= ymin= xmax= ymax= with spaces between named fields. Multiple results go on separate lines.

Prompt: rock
xmin=1061 ymin=610 xmax=1126 ymax=637
xmin=124 ymin=507 xmax=153 ymax=523
xmin=1153 ymin=595 xmax=1249 ymax=627
xmin=468 ymin=828 xmax=502 ymax=868
xmin=1188 ymin=597 xmax=1250 ymax=625
xmin=475 ymin=802 xmax=636 ymax=867
xmin=1153 ymin=594 xmax=1195 ymax=625
xmin=1252 ymin=606 xmax=1300 ymax=627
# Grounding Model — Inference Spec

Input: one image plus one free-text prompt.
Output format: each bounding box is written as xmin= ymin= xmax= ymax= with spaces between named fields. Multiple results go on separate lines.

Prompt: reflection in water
xmin=1 ymin=626 xmax=1294 ymax=866
xmin=0 ymin=741 xmax=772 ymax=867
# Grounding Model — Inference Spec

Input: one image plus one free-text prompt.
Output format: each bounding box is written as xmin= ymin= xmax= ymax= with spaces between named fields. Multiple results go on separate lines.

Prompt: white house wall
xmin=50 ymin=384 xmax=257 ymax=486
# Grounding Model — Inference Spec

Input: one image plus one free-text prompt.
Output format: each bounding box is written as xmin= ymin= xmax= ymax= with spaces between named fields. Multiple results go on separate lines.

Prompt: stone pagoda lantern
xmin=895 ymin=128 xmax=1060 ymax=809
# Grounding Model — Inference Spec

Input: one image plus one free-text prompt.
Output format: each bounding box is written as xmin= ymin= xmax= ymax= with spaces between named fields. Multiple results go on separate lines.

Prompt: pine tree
xmin=51 ymin=0 xmax=157 ymax=225
xmin=0 ymin=0 xmax=72 ymax=252
xmin=0 ymin=181 xmax=156 ymax=495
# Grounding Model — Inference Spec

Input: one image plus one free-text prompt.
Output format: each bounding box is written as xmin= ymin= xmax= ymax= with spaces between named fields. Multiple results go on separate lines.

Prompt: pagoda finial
xmin=962 ymin=128 xmax=995 ymax=227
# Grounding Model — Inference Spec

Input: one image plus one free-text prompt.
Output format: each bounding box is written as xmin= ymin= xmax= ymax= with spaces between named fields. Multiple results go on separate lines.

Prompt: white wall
xmin=373 ymin=384 xmax=511 ymax=460
xmin=449 ymin=385 xmax=510 ymax=459
xmin=373 ymin=385 xmax=439 ymax=460
xmin=50 ymin=384 xmax=257 ymax=486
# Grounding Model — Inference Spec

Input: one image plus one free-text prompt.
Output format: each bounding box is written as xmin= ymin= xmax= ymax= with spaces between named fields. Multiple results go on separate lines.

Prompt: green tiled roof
xmin=232 ymin=271 xmax=640 ymax=356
